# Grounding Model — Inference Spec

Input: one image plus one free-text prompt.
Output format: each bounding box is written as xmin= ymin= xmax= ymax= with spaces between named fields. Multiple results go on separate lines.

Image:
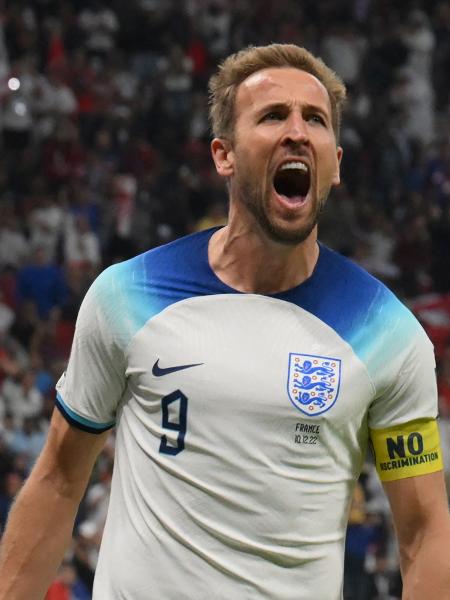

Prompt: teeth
xmin=279 ymin=161 xmax=308 ymax=173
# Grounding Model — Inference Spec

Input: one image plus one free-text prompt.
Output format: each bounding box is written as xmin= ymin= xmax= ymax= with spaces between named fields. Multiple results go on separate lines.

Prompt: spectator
xmin=0 ymin=289 xmax=15 ymax=339
xmin=46 ymin=562 xmax=91 ymax=600
xmin=0 ymin=368 xmax=43 ymax=429
xmin=27 ymin=190 xmax=65 ymax=263
xmin=192 ymin=199 xmax=227 ymax=232
xmin=42 ymin=119 xmax=87 ymax=191
xmin=0 ymin=208 xmax=30 ymax=271
xmin=64 ymin=214 xmax=101 ymax=274
xmin=401 ymin=9 xmax=435 ymax=83
xmin=78 ymin=1 xmax=119 ymax=60
xmin=321 ymin=21 xmax=367 ymax=86
xmin=5 ymin=416 xmax=46 ymax=471
xmin=159 ymin=44 xmax=193 ymax=126
xmin=16 ymin=246 xmax=67 ymax=319
xmin=201 ymin=1 xmax=232 ymax=61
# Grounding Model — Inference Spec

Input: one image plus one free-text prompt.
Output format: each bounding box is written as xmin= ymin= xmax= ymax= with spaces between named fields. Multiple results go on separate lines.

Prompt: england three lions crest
xmin=287 ymin=353 xmax=341 ymax=416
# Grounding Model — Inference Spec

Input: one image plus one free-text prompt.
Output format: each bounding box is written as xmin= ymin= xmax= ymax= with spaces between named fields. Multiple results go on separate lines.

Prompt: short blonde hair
xmin=208 ymin=44 xmax=346 ymax=142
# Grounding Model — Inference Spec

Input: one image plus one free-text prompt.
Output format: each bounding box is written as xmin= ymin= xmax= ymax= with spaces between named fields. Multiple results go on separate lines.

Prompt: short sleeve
xmin=368 ymin=322 xmax=443 ymax=481
xmin=368 ymin=325 xmax=438 ymax=430
xmin=56 ymin=269 xmax=127 ymax=433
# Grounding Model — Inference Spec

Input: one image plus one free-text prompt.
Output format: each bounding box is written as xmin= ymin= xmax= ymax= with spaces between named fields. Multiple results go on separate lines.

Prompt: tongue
xmin=279 ymin=193 xmax=307 ymax=205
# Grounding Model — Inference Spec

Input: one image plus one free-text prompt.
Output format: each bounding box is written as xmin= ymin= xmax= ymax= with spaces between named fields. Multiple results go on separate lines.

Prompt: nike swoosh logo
xmin=152 ymin=359 xmax=204 ymax=377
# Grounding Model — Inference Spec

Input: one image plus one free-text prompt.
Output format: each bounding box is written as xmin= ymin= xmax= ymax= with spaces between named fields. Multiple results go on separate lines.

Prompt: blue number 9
xmin=159 ymin=389 xmax=188 ymax=455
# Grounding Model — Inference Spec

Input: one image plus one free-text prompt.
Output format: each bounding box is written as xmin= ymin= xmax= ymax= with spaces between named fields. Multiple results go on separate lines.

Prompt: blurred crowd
xmin=0 ymin=0 xmax=449 ymax=598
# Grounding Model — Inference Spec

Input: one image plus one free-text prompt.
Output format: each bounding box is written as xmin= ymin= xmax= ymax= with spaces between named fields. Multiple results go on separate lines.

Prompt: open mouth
xmin=273 ymin=161 xmax=311 ymax=204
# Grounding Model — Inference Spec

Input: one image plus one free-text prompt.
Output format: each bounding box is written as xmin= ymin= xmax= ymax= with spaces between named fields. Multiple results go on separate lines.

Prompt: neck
xmin=208 ymin=216 xmax=319 ymax=295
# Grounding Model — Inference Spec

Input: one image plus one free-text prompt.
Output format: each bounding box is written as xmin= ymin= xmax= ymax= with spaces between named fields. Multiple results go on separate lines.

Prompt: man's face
xmin=214 ymin=67 xmax=342 ymax=245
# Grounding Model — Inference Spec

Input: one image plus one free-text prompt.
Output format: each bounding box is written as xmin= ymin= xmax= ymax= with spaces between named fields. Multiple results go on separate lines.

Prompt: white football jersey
xmin=56 ymin=228 xmax=439 ymax=599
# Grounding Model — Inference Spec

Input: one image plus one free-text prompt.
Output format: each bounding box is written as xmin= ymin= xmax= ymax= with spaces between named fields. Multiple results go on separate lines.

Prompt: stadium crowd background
xmin=0 ymin=0 xmax=448 ymax=598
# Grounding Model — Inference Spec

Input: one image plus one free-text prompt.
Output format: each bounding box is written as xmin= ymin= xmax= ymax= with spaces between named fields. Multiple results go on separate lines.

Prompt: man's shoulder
xmin=96 ymin=228 xmax=216 ymax=290
xmin=293 ymin=244 xmax=425 ymax=358
xmin=319 ymin=244 xmax=390 ymax=295
xmin=140 ymin=227 xmax=215 ymax=264
xmin=304 ymin=244 xmax=405 ymax=315
xmin=81 ymin=229 xmax=219 ymax=343
xmin=110 ymin=229 xmax=214 ymax=273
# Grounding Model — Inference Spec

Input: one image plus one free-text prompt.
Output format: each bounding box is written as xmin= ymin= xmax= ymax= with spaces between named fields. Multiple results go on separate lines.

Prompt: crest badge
xmin=287 ymin=353 xmax=341 ymax=416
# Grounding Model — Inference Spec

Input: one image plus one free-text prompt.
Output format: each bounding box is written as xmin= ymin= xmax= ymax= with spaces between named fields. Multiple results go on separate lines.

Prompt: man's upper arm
xmin=55 ymin=266 xmax=126 ymax=430
xmin=36 ymin=409 xmax=109 ymax=501
xmin=384 ymin=470 xmax=449 ymax=547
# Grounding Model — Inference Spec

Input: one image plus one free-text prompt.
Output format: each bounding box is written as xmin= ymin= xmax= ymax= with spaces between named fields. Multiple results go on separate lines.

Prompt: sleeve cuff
xmin=55 ymin=394 xmax=115 ymax=434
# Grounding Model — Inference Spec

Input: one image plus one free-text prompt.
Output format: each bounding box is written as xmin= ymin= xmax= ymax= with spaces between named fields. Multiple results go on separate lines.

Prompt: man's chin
xmin=261 ymin=218 xmax=318 ymax=246
xmin=238 ymin=184 xmax=320 ymax=245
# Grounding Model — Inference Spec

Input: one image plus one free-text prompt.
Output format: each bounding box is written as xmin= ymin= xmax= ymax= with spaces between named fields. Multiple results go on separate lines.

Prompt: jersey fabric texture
xmin=56 ymin=227 xmax=439 ymax=600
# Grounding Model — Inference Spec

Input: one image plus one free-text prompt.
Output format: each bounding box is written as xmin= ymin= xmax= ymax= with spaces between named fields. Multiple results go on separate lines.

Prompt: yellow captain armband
xmin=370 ymin=418 xmax=443 ymax=482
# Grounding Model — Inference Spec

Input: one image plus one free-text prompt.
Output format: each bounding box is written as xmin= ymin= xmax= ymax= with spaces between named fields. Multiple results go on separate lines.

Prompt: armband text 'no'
xmin=370 ymin=418 xmax=443 ymax=482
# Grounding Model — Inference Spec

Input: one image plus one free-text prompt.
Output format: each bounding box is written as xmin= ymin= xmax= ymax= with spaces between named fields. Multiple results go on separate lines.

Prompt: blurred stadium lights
xmin=13 ymin=100 xmax=27 ymax=116
xmin=7 ymin=77 xmax=20 ymax=91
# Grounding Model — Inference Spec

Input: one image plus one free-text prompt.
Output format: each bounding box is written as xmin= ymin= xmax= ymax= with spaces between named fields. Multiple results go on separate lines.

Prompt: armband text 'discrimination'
xmin=370 ymin=418 xmax=443 ymax=482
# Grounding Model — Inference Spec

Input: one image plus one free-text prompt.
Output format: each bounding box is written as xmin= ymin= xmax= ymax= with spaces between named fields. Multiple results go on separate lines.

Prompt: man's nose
xmin=281 ymin=114 xmax=310 ymax=146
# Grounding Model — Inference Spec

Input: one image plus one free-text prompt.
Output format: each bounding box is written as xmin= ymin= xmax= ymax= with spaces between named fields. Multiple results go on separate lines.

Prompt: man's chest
xmin=122 ymin=295 xmax=374 ymax=468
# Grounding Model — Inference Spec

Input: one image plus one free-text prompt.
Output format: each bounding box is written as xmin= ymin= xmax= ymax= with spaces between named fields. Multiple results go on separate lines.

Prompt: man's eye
xmin=263 ymin=111 xmax=283 ymax=121
xmin=308 ymin=114 xmax=326 ymax=125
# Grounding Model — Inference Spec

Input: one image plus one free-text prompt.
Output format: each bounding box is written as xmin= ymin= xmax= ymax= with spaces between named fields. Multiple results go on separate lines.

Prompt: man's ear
xmin=332 ymin=146 xmax=343 ymax=187
xmin=211 ymin=138 xmax=234 ymax=178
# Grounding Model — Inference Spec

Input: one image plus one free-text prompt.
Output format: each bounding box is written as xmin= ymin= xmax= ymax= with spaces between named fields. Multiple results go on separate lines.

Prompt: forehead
xmin=235 ymin=67 xmax=332 ymax=117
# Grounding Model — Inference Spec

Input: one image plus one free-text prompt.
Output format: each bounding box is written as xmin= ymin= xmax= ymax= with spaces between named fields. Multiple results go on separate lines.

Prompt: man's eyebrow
xmin=302 ymin=102 xmax=331 ymax=122
xmin=256 ymin=101 xmax=331 ymax=122
xmin=256 ymin=102 xmax=289 ymax=115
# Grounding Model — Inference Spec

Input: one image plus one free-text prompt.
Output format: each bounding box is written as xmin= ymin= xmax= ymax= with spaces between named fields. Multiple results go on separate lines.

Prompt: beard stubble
xmin=233 ymin=166 xmax=328 ymax=246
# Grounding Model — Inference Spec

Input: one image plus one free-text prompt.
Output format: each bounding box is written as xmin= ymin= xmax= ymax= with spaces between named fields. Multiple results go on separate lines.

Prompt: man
xmin=0 ymin=44 xmax=449 ymax=599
